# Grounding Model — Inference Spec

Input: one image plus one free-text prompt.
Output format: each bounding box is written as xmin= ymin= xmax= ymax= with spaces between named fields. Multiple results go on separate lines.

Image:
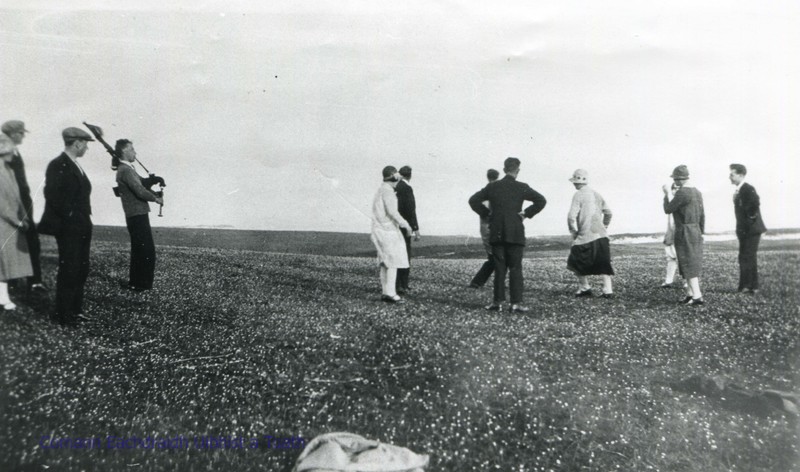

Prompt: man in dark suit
xmin=2 ymin=120 xmax=47 ymax=293
xmin=469 ymin=157 xmax=547 ymax=313
xmin=39 ymin=127 xmax=95 ymax=326
xmin=729 ymin=164 xmax=766 ymax=294
xmin=395 ymin=165 xmax=419 ymax=294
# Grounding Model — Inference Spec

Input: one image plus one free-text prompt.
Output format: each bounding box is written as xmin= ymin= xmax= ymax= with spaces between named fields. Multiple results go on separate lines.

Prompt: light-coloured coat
xmin=567 ymin=186 xmax=612 ymax=245
xmin=371 ymin=182 xmax=409 ymax=269
xmin=0 ymin=161 xmax=33 ymax=281
xmin=116 ymin=162 xmax=158 ymax=218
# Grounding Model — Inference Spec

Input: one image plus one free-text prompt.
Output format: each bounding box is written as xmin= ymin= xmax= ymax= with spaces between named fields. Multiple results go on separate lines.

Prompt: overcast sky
xmin=1 ymin=1 xmax=798 ymax=236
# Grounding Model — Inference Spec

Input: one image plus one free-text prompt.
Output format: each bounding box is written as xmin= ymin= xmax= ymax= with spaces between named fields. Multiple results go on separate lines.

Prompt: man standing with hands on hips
xmin=469 ymin=157 xmax=547 ymax=313
xmin=115 ymin=139 xmax=163 ymax=292
xmin=38 ymin=127 xmax=95 ymax=326
xmin=729 ymin=164 xmax=766 ymax=294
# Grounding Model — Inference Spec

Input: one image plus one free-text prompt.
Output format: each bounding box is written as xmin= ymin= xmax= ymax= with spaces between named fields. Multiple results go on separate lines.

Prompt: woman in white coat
xmin=371 ymin=166 xmax=412 ymax=303
xmin=0 ymin=135 xmax=33 ymax=310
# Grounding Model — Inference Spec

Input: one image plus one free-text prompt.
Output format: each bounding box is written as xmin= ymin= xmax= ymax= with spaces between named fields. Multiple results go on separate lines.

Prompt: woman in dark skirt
xmin=566 ymin=169 xmax=615 ymax=298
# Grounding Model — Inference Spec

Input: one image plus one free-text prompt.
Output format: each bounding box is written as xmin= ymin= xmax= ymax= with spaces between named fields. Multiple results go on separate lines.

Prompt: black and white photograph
xmin=1 ymin=1 xmax=798 ymax=470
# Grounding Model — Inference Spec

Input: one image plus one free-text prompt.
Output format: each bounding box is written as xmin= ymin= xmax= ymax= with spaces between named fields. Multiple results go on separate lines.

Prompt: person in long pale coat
xmin=663 ymin=165 xmax=705 ymax=306
xmin=0 ymin=135 xmax=33 ymax=310
xmin=371 ymin=166 xmax=411 ymax=303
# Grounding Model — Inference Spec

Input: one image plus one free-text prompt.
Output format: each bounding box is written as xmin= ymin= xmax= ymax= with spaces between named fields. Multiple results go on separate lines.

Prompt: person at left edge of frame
xmin=0 ymin=134 xmax=33 ymax=311
xmin=2 ymin=120 xmax=47 ymax=294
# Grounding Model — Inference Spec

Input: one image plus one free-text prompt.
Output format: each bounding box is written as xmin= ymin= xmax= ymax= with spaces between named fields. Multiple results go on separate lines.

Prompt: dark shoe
xmin=381 ymin=295 xmax=405 ymax=304
xmin=688 ymin=298 xmax=705 ymax=306
xmin=679 ymin=296 xmax=693 ymax=304
xmin=30 ymin=283 xmax=49 ymax=293
xmin=659 ymin=283 xmax=673 ymax=289
xmin=600 ymin=293 xmax=615 ymax=299
xmin=509 ymin=304 xmax=529 ymax=313
xmin=575 ymin=289 xmax=593 ymax=298
xmin=485 ymin=303 xmax=502 ymax=311
xmin=469 ymin=283 xmax=481 ymax=289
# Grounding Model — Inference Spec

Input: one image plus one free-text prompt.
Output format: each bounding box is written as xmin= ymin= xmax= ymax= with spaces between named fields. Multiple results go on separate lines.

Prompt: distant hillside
xmin=91 ymin=226 xmax=800 ymax=259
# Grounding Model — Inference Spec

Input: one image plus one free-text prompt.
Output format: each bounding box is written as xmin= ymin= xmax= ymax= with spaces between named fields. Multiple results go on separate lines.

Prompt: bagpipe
xmin=83 ymin=122 xmax=167 ymax=216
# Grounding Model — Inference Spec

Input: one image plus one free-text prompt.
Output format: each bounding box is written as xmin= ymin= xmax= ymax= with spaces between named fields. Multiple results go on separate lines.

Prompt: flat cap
xmin=62 ymin=127 xmax=95 ymax=142
xmin=1 ymin=120 xmax=28 ymax=135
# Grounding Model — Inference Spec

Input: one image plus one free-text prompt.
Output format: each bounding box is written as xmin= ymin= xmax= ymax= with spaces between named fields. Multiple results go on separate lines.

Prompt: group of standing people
xmin=0 ymin=120 xmax=163 ymax=327
xmin=370 ymin=156 xmax=767 ymax=311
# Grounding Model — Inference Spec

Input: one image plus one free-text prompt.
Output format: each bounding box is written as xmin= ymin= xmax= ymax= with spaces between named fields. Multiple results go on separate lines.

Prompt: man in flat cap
xmin=469 ymin=157 xmax=547 ymax=313
xmin=39 ymin=127 xmax=95 ymax=326
xmin=394 ymin=165 xmax=419 ymax=294
xmin=1 ymin=120 xmax=47 ymax=293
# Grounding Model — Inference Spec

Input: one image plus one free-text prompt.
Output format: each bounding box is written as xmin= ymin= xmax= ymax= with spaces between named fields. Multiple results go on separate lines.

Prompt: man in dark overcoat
xmin=729 ymin=164 xmax=766 ymax=293
xmin=39 ymin=127 xmax=95 ymax=326
xmin=469 ymin=157 xmax=547 ymax=313
xmin=395 ymin=165 xmax=419 ymax=294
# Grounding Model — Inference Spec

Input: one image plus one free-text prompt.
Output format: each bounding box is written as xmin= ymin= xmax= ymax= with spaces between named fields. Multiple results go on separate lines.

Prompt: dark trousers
xmin=127 ymin=214 xmax=156 ymax=289
xmin=737 ymin=233 xmax=761 ymax=291
xmin=492 ymin=243 xmax=524 ymax=304
xmin=470 ymin=254 xmax=495 ymax=287
xmin=24 ymin=223 xmax=43 ymax=284
xmin=54 ymin=225 xmax=92 ymax=323
xmin=396 ymin=233 xmax=412 ymax=291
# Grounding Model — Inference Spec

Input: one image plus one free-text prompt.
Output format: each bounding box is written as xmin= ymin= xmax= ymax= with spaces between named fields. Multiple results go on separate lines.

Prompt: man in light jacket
xmin=115 ymin=139 xmax=163 ymax=291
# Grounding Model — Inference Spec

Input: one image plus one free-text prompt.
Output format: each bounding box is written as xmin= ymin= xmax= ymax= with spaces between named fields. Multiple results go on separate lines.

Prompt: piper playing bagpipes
xmin=83 ymin=123 xmax=165 ymax=291
xmin=83 ymin=122 xmax=166 ymax=213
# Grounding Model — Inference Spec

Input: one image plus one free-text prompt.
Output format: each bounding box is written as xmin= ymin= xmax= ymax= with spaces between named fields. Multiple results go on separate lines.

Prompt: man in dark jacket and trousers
xmin=1 ymin=120 xmax=47 ymax=293
xmin=469 ymin=157 xmax=547 ymax=313
xmin=38 ymin=127 xmax=95 ymax=326
xmin=395 ymin=165 xmax=419 ymax=294
xmin=729 ymin=164 xmax=766 ymax=294
xmin=115 ymin=139 xmax=163 ymax=291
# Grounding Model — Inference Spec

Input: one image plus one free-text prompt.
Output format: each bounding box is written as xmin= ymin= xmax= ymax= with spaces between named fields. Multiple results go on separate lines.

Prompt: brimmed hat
xmin=0 ymin=135 xmax=16 ymax=155
xmin=382 ymin=165 xmax=397 ymax=180
xmin=568 ymin=168 xmax=589 ymax=184
xmin=1 ymin=120 xmax=28 ymax=135
xmin=670 ymin=165 xmax=689 ymax=179
xmin=62 ymin=127 xmax=95 ymax=142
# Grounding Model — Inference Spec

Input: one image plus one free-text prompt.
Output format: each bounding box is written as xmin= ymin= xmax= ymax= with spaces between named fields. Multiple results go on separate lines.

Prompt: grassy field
xmin=1 ymin=231 xmax=798 ymax=471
